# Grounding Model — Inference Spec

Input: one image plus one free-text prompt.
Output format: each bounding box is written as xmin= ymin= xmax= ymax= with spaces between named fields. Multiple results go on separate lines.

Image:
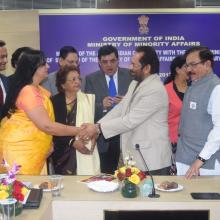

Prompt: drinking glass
xmin=49 ymin=175 xmax=63 ymax=197
xmin=0 ymin=198 xmax=16 ymax=220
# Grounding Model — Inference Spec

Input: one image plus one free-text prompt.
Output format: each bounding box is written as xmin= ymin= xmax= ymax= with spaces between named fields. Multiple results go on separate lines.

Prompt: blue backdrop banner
xmin=40 ymin=13 xmax=220 ymax=78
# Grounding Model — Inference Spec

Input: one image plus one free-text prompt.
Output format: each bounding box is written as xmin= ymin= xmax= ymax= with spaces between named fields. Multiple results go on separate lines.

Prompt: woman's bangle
xmin=68 ymin=138 xmax=75 ymax=147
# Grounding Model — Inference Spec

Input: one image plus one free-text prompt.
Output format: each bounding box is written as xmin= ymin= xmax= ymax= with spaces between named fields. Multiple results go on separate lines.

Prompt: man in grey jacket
xmin=42 ymin=46 xmax=79 ymax=96
xmin=176 ymin=46 xmax=220 ymax=178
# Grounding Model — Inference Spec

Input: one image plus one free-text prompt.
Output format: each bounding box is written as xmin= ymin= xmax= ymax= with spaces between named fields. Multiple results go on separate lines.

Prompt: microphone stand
xmin=135 ymin=144 xmax=160 ymax=198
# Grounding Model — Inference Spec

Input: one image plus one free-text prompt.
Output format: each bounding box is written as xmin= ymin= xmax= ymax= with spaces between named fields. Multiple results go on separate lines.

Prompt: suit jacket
xmin=41 ymin=71 xmax=57 ymax=96
xmin=0 ymin=73 xmax=9 ymax=93
xmin=0 ymin=73 xmax=9 ymax=116
xmin=99 ymin=74 xmax=172 ymax=171
xmin=84 ymin=67 xmax=132 ymax=152
xmin=84 ymin=67 xmax=132 ymax=122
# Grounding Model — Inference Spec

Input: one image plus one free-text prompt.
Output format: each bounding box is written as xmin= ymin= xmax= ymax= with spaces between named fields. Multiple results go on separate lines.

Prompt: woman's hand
xmin=90 ymin=137 xmax=97 ymax=153
xmin=78 ymin=123 xmax=98 ymax=140
xmin=46 ymin=143 xmax=54 ymax=158
xmin=72 ymin=140 xmax=91 ymax=154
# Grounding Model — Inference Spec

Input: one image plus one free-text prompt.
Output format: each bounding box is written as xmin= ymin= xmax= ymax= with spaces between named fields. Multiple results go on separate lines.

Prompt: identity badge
xmin=190 ymin=101 xmax=197 ymax=110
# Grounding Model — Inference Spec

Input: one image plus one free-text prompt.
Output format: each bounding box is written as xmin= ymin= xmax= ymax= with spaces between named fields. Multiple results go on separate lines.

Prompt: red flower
xmin=125 ymin=168 xmax=132 ymax=177
xmin=117 ymin=172 xmax=125 ymax=181
xmin=11 ymin=180 xmax=25 ymax=201
xmin=13 ymin=183 xmax=22 ymax=193
xmin=137 ymin=171 xmax=146 ymax=181
xmin=13 ymin=192 xmax=24 ymax=201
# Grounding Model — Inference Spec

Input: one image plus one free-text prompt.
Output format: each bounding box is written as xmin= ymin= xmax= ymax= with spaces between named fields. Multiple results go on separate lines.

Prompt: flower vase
xmin=0 ymin=200 xmax=23 ymax=218
xmin=121 ymin=181 xmax=138 ymax=198
xmin=15 ymin=202 xmax=23 ymax=216
xmin=0 ymin=198 xmax=17 ymax=219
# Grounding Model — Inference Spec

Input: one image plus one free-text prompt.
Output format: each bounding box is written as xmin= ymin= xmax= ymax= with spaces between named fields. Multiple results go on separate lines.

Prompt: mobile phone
xmin=115 ymin=95 xmax=123 ymax=99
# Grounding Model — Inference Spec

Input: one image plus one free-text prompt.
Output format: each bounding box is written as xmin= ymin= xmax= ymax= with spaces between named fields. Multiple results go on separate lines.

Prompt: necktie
xmin=108 ymin=76 xmax=117 ymax=97
xmin=0 ymin=85 xmax=3 ymax=106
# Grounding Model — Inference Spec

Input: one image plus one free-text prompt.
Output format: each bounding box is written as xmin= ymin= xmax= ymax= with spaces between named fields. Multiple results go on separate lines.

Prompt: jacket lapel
xmin=98 ymin=71 xmax=109 ymax=97
xmin=132 ymin=74 xmax=157 ymax=97
xmin=122 ymin=74 xmax=158 ymax=115
xmin=118 ymin=68 xmax=126 ymax=95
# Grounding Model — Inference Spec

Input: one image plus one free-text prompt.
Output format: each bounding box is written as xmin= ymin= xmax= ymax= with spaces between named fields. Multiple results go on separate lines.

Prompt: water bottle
xmin=140 ymin=178 xmax=153 ymax=197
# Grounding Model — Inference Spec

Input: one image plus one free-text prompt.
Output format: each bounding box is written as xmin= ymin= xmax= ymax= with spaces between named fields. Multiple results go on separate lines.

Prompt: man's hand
xmin=113 ymin=95 xmax=123 ymax=104
xmin=79 ymin=123 xmax=98 ymax=141
xmin=103 ymin=96 xmax=114 ymax=110
xmin=185 ymin=159 xmax=204 ymax=179
xmin=72 ymin=140 xmax=91 ymax=154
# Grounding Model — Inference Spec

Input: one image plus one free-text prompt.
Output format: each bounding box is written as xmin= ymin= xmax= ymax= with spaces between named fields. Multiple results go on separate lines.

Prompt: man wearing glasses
xmin=176 ymin=46 xmax=220 ymax=178
xmin=84 ymin=45 xmax=132 ymax=174
xmin=42 ymin=46 xmax=79 ymax=96
xmin=82 ymin=46 xmax=172 ymax=175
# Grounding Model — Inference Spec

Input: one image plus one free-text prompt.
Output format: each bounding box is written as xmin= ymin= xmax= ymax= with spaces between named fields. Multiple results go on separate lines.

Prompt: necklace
xmin=65 ymin=94 xmax=76 ymax=105
xmin=66 ymin=98 xmax=76 ymax=105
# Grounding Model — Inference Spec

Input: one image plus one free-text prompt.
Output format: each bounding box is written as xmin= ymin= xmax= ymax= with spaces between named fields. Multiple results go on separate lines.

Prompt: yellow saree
xmin=0 ymin=85 xmax=54 ymax=175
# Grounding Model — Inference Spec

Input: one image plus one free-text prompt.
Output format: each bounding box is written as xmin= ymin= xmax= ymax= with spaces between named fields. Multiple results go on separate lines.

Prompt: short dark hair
xmin=11 ymin=47 xmax=32 ymax=68
xmin=56 ymin=66 xmax=80 ymax=93
xmin=0 ymin=40 xmax=6 ymax=47
xmin=59 ymin=46 xmax=78 ymax=59
xmin=135 ymin=46 xmax=159 ymax=74
xmin=164 ymin=55 xmax=186 ymax=85
xmin=185 ymin=46 xmax=214 ymax=68
xmin=98 ymin=45 xmax=118 ymax=60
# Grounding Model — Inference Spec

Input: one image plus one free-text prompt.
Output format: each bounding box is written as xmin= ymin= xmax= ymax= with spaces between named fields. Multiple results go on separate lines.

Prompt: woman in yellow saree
xmin=0 ymin=49 xmax=93 ymax=175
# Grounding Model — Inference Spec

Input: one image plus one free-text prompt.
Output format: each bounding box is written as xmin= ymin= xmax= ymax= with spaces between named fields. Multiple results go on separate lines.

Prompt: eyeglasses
xmin=100 ymin=59 xmax=118 ymax=65
xmin=66 ymin=77 xmax=82 ymax=83
xmin=66 ymin=59 xmax=79 ymax=66
xmin=185 ymin=60 xmax=204 ymax=68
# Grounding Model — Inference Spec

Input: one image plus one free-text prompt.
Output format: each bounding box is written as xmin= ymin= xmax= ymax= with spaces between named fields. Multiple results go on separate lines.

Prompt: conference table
xmin=16 ymin=175 xmax=220 ymax=220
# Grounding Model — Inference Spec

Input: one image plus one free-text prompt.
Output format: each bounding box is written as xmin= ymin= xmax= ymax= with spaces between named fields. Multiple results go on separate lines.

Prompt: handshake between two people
xmin=72 ymin=123 xmax=100 ymax=155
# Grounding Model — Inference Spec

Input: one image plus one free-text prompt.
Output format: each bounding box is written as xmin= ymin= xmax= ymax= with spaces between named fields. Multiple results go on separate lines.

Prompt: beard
xmin=132 ymin=72 xmax=144 ymax=83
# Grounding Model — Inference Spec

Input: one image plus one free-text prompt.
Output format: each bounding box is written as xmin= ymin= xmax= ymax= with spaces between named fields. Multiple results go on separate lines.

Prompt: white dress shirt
xmin=0 ymin=78 xmax=6 ymax=103
xmin=199 ymin=84 xmax=220 ymax=160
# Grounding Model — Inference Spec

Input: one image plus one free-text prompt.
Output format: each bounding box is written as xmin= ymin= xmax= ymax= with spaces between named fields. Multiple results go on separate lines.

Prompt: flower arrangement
xmin=114 ymin=154 xmax=147 ymax=198
xmin=0 ymin=161 xmax=29 ymax=202
xmin=114 ymin=154 xmax=146 ymax=185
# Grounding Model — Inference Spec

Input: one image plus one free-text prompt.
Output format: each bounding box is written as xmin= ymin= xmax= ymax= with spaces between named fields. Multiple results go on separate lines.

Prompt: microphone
xmin=135 ymin=144 xmax=160 ymax=198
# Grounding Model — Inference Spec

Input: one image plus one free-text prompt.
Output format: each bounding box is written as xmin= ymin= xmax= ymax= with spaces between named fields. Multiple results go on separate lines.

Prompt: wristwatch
xmin=197 ymin=156 xmax=206 ymax=163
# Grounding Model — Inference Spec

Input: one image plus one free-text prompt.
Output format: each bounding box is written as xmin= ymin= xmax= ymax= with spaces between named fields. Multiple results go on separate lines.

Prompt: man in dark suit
xmin=84 ymin=45 xmax=132 ymax=174
xmin=0 ymin=40 xmax=9 ymax=117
